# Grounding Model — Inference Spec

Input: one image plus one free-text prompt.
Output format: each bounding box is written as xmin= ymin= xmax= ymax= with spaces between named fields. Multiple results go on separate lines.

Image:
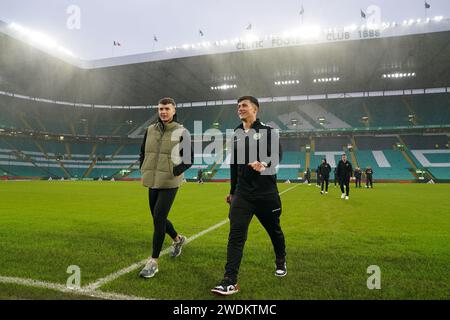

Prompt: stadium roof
xmin=1 ymin=19 xmax=449 ymax=106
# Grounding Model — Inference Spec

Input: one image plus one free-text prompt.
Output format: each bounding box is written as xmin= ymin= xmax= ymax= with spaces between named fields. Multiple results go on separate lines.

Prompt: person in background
xmin=354 ymin=167 xmax=362 ymax=188
xmin=197 ymin=168 xmax=204 ymax=184
xmin=365 ymin=166 xmax=374 ymax=188
xmin=305 ymin=168 xmax=311 ymax=185
xmin=318 ymin=158 xmax=331 ymax=194
xmin=316 ymin=165 xmax=321 ymax=188
xmin=336 ymin=153 xmax=353 ymax=200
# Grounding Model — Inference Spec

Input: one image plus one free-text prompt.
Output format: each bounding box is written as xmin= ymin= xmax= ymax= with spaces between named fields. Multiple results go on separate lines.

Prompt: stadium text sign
xmin=236 ymin=29 xmax=381 ymax=51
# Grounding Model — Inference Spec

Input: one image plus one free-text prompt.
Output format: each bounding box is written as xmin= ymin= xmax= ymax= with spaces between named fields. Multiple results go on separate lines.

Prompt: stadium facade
xmin=0 ymin=18 xmax=449 ymax=182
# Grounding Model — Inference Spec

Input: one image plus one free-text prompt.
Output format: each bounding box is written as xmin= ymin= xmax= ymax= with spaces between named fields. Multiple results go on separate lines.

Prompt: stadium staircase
xmin=362 ymin=102 xmax=371 ymax=127
xmin=112 ymin=120 xmax=124 ymax=136
xmin=112 ymin=145 xmax=125 ymax=158
xmin=58 ymin=162 xmax=72 ymax=178
xmin=349 ymin=137 xmax=359 ymax=168
xmin=296 ymin=108 xmax=319 ymax=129
xmin=397 ymin=135 xmax=419 ymax=179
xmin=89 ymin=144 xmax=97 ymax=160
xmin=305 ymin=148 xmax=311 ymax=171
xmin=310 ymin=137 xmax=320 ymax=181
xmin=128 ymin=113 xmax=158 ymax=138
xmin=203 ymin=139 xmax=228 ymax=179
xmin=402 ymin=97 xmax=417 ymax=125
xmin=83 ymin=121 xmax=89 ymax=136
xmin=204 ymin=154 xmax=223 ymax=179
xmin=112 ymin=160 xmax=140 ymax=179
xmin=82 ymin=144 xmax=98 ymax=178
xmin=34 ymin=115 xmax=48 ymax=132
xmin=18 ymin=150 xmax=52 ymax=177
xmin=83 ymin=159 xmax=97 ymax=178
xmin=64 ymin=113 xmax=77 ymax=135
xmin=65 ymin=143 xmax=72 ymax=160
xmin=19 ymin=113 xmax=33 ymax=130
xmin=33 ymin=141 xmax=49 ymax=158
xmin=69 ymin=121 xmax=77 ymax=135
xmin=0 ymin=165 xmax=15 ymax=176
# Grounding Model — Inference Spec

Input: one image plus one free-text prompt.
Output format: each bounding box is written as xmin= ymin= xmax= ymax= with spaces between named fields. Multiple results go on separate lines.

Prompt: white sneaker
xmin=341 ymin=193 xmax=345 ymax=199
xmin=345 ymin=196 xmax=349 ymax=200
xmin=325 ymin=191 xmax=328 ymax=194
xmin=320 ymin=191 xmax=324 ymax=195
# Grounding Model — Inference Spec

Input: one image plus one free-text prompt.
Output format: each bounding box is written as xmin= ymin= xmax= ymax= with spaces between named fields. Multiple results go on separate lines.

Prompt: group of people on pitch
xmin=306 ymin=157 xmax=374 ymax=199
xmin=138 ymin=96 xmax=286 ymax=296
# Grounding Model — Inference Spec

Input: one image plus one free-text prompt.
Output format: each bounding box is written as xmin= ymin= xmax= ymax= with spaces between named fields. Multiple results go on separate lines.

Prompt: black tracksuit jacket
xmin=336 ymin=160 xmax=353 ymax=181
xmin=230 ymin=119 xmax=282 ymax=201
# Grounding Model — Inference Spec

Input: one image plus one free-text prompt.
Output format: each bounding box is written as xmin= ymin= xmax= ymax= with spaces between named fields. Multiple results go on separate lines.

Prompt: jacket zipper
xmin=152 ymin=122 xmax=164 ymax=186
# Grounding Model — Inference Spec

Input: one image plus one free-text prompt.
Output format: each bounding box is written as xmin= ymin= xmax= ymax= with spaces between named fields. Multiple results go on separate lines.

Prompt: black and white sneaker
xmin=211 ymin=278 xmax=240 ymax=296
xmin=275 ymin=261 xmax=287 ymax=277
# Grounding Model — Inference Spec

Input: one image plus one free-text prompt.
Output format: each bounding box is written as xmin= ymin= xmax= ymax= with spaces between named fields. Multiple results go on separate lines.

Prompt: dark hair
xmin=322 ymin=158 xmax=327 ymax=163
xmin=237 ymin=96 xmax=259 ymax=108
xmin=158 ymin=97 xmax=176 ymax=107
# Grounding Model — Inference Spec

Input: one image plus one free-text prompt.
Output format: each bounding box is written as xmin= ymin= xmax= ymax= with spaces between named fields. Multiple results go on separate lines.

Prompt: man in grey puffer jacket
xmin=139 ymin=97 xmax=193 ymax=278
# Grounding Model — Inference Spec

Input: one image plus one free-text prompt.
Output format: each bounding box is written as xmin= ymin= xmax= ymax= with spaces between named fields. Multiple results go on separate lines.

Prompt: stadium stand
xmin=1 ymin=21 xmax=449 ymax=182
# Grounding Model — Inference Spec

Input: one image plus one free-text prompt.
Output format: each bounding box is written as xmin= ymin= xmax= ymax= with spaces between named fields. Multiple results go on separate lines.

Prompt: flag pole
xmin=300 ymin=2 xmax=304 ymax=25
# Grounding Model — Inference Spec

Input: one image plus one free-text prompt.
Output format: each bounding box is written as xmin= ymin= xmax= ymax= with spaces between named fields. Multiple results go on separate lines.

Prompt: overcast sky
xmin=1 ymin=0 xmax=449 ymax=60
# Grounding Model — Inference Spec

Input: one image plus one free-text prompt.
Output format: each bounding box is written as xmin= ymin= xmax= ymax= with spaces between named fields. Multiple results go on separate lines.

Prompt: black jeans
xmin=339 ymin=178 xmax=350 ymax=196
xmin=148 ymin=188 xmax=179 ymax=258
xmin=355 ymin=178 xmax=361 ymax=188
xmin=224 ymin=193 xmax=286 ymax=283
xmin=321 ymin=177 xmax=329 ymax=192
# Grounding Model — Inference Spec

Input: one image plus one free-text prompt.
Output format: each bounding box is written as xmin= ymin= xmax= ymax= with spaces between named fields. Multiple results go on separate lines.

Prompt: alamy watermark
xmin=367 ymin=265 xmax=381 ymax=290
xmin=66 ymin=5 xmax=81 ymax=30
xmin=66 ymin=265 xmax=81 ymax=289
xmin=168 ymin=121 xmax=280 ymax=176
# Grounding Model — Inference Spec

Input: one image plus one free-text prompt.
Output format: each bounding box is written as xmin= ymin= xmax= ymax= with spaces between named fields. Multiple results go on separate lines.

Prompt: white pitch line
xmin=0 ymin=275 xmax=150 ymax=300
xmin=85 ymin=183 xmax=300 ymax=291
xmin=0 ymin=184 xmax=299 ymax=299
xmin=84 ymin=218 xmax=230 ymax=291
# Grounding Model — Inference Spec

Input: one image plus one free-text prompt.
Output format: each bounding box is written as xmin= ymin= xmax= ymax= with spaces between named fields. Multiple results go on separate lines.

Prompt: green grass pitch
xmin=0 ymin=180 xmax=449 ymax=299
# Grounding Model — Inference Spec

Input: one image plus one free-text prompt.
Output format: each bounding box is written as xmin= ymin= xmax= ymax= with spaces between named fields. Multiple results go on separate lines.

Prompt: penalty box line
xmin=85 ymin=184 xmax=300 ymax=291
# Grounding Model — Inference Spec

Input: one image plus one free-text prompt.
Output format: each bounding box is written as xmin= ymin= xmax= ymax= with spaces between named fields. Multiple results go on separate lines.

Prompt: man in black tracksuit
xmin=197 ymin=169 xmax=204 ymax=184
xmin=211 ymin=96 xmax=285 ymax=296
xmin=336 ymin=153 xmax=353 ymax=200
xmin=305 ymin=168 xmax=311 ymax=184
xmin=354 ymin=167 xmax=362 ymax=188
xmin=318 ymin=158 xmax=331 ymax=194
xmin=365 ymin=167 xmax=374 ymax=188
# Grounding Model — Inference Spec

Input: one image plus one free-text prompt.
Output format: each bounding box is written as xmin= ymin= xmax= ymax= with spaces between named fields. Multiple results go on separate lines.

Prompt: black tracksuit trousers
xmin=148 ymin=188 xmax=178 ymax=259
xmin=340 ymin=178 xmax=350 ymax=196
xmin=224 ymin=193 xmax=286 ymax=283
xmin=366 ymin=176 xmax=373 ymax=188
xmin=321 ymin=176 xmax=329 ymax=192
